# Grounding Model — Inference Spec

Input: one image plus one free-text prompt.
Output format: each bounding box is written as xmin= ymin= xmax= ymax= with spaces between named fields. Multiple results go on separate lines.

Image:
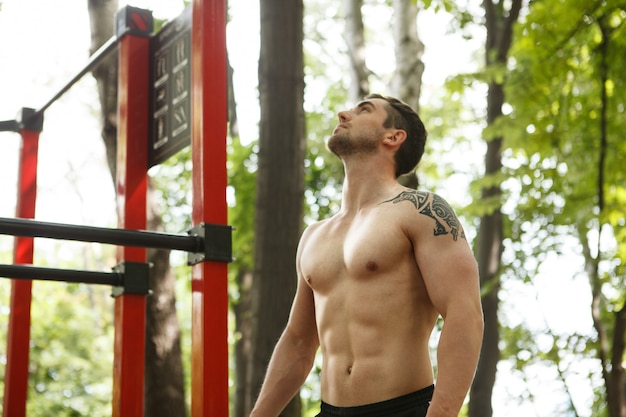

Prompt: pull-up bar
xmin=0 ymin=119 xmax=19 ymax=132
xmin=0 ymin=33 xmax=120 ymax=132
xmin=35 ymin=34 xmax=121 ymax=118
xmin=0 ymin=263 xmax=122 ymax=286
xmin=0 ymin=216 xmax=198 ymax=252
xmin=0 ymin=261 xmax=151 ymax=297
xmin=0 ymin=216 xmax=232 ymax=264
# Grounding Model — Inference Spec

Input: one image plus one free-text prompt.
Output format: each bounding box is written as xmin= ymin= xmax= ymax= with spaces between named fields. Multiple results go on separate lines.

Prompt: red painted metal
xmin=112 ymin=30 xmax=150 ymax=417
xmin=190 ymin=0 xmax=229 ymax=416
xmin=2 ymin=129 xmax=39 ymax=417
xmin=3 ymin=4 xmax=228 ymax=415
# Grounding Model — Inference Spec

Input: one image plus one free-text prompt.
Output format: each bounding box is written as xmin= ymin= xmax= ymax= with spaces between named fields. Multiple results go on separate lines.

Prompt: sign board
xmin=148 ymin=6 xmax=191 ymax=167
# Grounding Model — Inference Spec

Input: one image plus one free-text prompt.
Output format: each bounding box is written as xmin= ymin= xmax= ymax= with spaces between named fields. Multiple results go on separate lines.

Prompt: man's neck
xmin=339 ymin=158 xmax=399 ymax=213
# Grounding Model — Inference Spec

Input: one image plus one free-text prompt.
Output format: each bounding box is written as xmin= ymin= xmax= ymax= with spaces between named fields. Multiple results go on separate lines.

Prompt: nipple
xmin=366 ymin=261 xmax=378 ymax=272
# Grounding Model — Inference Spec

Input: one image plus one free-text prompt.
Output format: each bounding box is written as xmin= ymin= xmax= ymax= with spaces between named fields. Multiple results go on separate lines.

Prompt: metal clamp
xmin=187 ymin=223 xmax=233 ymax=265
xmin=111 ymin=261 xmax=151 ymax=297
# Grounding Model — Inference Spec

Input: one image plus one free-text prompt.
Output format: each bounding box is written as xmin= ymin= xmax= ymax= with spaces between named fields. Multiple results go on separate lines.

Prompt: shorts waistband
xmin=320 ymin=384 xmax=434 ymax=417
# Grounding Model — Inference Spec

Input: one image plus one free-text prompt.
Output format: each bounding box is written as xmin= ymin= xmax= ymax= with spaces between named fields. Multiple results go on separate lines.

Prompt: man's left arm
xmin=426 ymin=263 xmax=483 ymax=417
xmin=411 ymin=193 xmax=484 ymax=416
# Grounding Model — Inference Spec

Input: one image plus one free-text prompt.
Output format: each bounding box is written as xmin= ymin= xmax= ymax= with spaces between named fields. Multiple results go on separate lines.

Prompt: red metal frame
xmin=190 ymin=0 xmax=229 ymax=416
xmin=3 ymin=2 xmax=229 ymax=415
xmin=112 ymin=24 xmax=150 ymax=417
xmin=3 ymin=128 xmax=40 ymax=417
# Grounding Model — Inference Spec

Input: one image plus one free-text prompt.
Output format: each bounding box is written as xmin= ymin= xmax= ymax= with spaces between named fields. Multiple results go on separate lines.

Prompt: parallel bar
xmin=0 ymin=264 xmax=122 ymax=286
xmin=34 ymin=34 xmax=122 ymax=117
xmin=0 ymin=216 xmax=202 ymax=253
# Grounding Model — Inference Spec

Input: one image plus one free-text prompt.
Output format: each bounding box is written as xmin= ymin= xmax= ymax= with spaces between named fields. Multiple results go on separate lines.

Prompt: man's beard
xmin=327 ymin=130 xmax=378 ymax=158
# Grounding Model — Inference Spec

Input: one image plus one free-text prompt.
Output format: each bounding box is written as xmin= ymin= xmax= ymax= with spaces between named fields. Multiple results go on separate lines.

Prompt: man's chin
xmin=327 ymin=134 xmax=350 ymax=157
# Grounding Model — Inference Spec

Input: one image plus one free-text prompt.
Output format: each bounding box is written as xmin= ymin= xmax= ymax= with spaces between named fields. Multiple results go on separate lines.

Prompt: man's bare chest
xmin=300 ymin=213 xmax=411 ymax=293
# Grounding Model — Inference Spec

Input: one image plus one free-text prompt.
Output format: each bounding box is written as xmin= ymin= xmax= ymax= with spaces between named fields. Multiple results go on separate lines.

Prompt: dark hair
xmin=365 ymin=94 xmax=427 ymax=178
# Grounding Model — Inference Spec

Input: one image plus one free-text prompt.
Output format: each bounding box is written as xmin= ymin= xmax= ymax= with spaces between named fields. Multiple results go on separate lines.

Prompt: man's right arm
xmin=250 ymin=323 xmax=318 ymax=416
xmin=250 ymin=234 xmax=319 ymax=417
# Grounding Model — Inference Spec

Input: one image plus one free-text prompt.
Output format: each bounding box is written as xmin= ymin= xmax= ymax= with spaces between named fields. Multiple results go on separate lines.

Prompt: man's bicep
xmin=416 ymin=232 xmax=480 ymax=318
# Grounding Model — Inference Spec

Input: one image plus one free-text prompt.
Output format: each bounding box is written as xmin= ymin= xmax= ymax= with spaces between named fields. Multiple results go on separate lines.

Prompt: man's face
xmin=327 ymin=98 xmax=389 ymax=158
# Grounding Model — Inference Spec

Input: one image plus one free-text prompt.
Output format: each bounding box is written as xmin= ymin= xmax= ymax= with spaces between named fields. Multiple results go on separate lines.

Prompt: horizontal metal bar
xmin=0 ymin=264 xmax=122 ymax=286
xmin=0 ymin=119 xmax=19 ymax=132
xmin=0 ymin=217 xmax=202 ymax=253
xmin=34 ymin=33 xmax=122 ymax=118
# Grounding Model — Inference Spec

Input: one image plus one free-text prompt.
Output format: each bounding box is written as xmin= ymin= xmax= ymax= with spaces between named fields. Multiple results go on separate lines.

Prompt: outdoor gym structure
xmin=0 ymin=1 xmax=231 ymax=416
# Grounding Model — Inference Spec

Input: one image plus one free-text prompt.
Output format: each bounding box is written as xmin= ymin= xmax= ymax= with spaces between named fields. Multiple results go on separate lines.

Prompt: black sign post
xmin=148 ymin=6 xmax=192 ymax=167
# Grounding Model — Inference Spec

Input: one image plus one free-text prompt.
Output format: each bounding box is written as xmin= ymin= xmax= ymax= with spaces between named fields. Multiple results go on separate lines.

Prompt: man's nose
xmin=338 ymin=110 xmax=350 ymax=122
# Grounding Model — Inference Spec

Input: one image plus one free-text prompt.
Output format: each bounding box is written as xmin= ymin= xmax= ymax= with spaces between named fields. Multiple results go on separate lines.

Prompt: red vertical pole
xmin=3 ymin=109 xmax=42 ymax=417
xmin=190 ymin=0 xmax=229 ymax=416
xmin=112 ymin=8 xmax=152 ymax=417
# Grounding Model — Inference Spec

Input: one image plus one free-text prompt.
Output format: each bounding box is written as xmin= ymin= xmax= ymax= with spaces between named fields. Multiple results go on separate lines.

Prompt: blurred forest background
xmin=0 ymin=0 xmax=624 ymax=416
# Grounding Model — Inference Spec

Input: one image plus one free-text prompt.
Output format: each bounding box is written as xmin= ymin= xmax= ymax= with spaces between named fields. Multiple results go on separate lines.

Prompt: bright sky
xmin=0 ymin=0 xmax=114 ymax=270
xmin=0 ymin=1 xmax=598 ymax=416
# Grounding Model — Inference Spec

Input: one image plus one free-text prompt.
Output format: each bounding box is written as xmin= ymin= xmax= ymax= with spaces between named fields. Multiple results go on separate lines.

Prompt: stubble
xmin=327 ymin=129 xmax=379 ymax=158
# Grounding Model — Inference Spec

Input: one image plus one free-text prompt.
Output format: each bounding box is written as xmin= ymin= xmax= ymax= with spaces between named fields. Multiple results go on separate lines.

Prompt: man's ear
xmin=383 ymin=129 xmax=407 ymax=148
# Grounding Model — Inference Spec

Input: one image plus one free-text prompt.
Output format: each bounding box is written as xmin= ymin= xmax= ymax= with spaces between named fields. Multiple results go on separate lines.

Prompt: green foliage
xmin=149 ymin=147 xmax=193 ymax=234
xmin=505 ymin=0 xmax=626 ymax=267
xmin=0 ymin=240 xmax=117 ymax=417
xmin=304 ymin=102 xmax=345 ymax=224
xmin=25 ymin=282 xmax=114 ymax=417
xmin=2 ymin=0 xmax=623 ymax=415
xmin=498 ymin=0 xmax=626 ymax=411
xmin=500 ymin=321 xmax=597 ymax=414
xmin=227 ymin=136 xmax=257 ymax=268
xmin=434 ymin=0 xmax=625 ymax=412
xmin=419 ymin=0 xmax=483 ymax=39
xmin=301 ymin=2 xmax=350 ymax=225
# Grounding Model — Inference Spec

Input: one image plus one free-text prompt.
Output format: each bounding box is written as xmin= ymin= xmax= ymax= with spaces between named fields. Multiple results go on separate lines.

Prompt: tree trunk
xmin=586 ymin=17 xmax=625 ymax=417
xmin=391 ymin=0 xmax=424 ymax=189
xmin=144 ymin=180 xmax=186 ymax=416
xmin=87 ymin=0 xmax=119 ymax=181
xmin=468 ymin=1 xmax=522 ymax=416
xmin=391 ymin=0 xmax=424 ymax=113
xmin=343 ymin=0 xmax=370 ymax=103
xmin=234 ymin=268 xmax=254 ymax=417
xmin=229 ymin=51 xmax=255 ymax=417
xmin=87 ymin=2 xmax=186 ymax=415
xmin=247 ymin=0 xmax=306 ymax=416
xmin=581 ymin=223 xmax=626 ymax=417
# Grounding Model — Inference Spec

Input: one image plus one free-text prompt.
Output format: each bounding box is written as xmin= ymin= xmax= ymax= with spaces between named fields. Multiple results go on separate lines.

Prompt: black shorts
xmin=316 ymin=384 xmax=434 ymax=417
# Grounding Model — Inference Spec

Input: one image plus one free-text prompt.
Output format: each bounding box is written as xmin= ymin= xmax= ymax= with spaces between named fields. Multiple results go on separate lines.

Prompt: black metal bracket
xmin=111 ymin=261 xmax=151 ymax=297
xmin=0 ymin=108 xmax=44 ymax=133
xmin=17 ymin=107 xmax=44 ymax=132
xmin=187 ymin=223 xmax=233 ymax=265
xmin=116 ymin=6 xmax=154 ymax=38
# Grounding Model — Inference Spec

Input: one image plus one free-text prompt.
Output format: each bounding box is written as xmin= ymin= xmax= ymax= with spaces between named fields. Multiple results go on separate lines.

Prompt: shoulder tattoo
xmin=381 ymin=190 xmax=466 ymax=241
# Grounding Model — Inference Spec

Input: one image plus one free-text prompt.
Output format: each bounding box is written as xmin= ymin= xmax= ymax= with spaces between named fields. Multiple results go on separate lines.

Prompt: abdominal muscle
xmin=301 ymin=207 xmax=439 ymax=406
xmin=315 ymin=274 xmax=437 ymax=407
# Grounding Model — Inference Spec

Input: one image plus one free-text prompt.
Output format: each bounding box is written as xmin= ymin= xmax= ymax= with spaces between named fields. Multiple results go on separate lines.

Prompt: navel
xmin=347 ymin=365 xmax=353 ymax=375
xmin=366 ymin=261 xmax=378 ymax=272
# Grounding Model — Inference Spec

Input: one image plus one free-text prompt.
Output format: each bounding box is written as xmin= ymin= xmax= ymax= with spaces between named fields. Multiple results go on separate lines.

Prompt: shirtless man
xmin=250 ymin=94 xmax=484 ymax=417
